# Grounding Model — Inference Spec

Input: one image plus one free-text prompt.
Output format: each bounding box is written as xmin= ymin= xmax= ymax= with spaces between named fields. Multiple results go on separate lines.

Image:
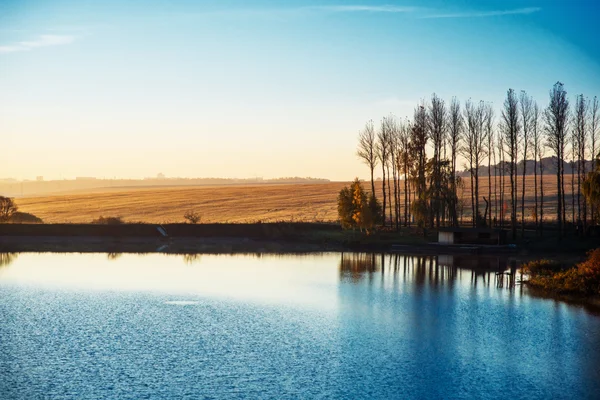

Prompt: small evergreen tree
xmin=337 ymin=186 xmax=354 ymax=229
xmin=337 ymin=178 xmax=380 ymax=233
xmin=351 ymin=179 xmax=368 ymax=229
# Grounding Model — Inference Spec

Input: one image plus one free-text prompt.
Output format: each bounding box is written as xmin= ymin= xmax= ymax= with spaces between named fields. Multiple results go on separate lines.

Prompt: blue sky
xmin=0 ymin=0 xmax=599 ymax=180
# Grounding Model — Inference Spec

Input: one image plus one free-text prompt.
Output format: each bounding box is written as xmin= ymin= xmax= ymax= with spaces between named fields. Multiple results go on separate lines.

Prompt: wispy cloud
xmin=421 ymin=7 xmax=541 ymax=19
xmin=190 ymin=5 xmax=540 ymax=20
xmin=186 ymin=4 xmax=418 ymax=19
xmin=0 ymin=34 xmax=75 ymax=54
xmin=305 ymin=5 xmax=418 ymax=13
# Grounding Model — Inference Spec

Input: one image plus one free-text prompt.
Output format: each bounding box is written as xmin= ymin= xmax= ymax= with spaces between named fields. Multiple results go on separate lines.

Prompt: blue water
xmin=1 ymin=253 xmax=599 ymax=399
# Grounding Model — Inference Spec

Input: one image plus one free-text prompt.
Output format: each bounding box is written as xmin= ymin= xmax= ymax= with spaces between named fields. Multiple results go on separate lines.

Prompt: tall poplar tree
xmin=501 ymin=89 xmax=521 ymax=239
xmin=544 ymin=82 xmax=569 ymax=240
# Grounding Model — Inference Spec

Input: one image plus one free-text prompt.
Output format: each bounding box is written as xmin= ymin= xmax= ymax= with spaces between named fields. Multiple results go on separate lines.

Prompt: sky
xmin=0 ymin=0 xmax=599 ymax=181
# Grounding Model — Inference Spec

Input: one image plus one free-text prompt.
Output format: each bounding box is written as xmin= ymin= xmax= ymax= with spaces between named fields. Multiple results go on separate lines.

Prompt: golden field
xmin=16 ymin=183 xmax=344 ymax=224
xmin=14 ymin=175 xmax=581 ymax=224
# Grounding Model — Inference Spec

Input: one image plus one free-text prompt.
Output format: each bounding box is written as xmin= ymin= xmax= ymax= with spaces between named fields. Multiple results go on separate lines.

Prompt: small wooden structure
xmin=438 ymin=228 xmax=508 ymax=246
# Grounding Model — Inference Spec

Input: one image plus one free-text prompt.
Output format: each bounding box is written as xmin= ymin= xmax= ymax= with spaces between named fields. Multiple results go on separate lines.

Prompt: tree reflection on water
xmin=107 ymin=252 xmax=122 ymax=261
xmin=183 ymin=253 xmax=202 ymax=265
xmin=339 ymin=253 xmax=521 ymax=290
xmin=0 ymin=253 xmax=17 ymax=268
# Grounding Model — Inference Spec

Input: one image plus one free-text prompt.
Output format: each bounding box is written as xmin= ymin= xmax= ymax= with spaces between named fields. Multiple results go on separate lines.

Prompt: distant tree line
xmin=347 ymin=82 xmax=600 ymax=240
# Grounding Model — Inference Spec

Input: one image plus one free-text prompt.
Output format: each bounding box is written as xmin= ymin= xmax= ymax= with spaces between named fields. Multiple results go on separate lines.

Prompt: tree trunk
xmin=381 ymin=164 xmax=386 ymax=227
xmin=500 ymin=161 xmax=504 ymax=228
xmin=533 ymin=156 xmax=538 ymax=230
xmin=475 ymin=169 xmax=480 ymax=227
xmin=387 ymin=164 xmax=393 ymax=227
xmin=557 ymin=159 xmax=562 ymax=241
xmin=577 ymin=156 xmax=581 ymax=225
xmin=470 ymin=160 xmax=475 ymax=227
xmin=579 ymin=145 xmax=586 ymax=234
xmin=488 ymin=155 xmax=492 ymax=227
xmin=494 ymin=163 xmax=498 ymax=226
xmin=571 ymin=161 xmax=575 ymax=226
xmin=452 ymin=151 xmax=457 ymax=227
xmin=370 ymin=167 xmax=375 ymax=200
xmin=392 ymin=162 xmax=399 ymax=230
xmin=560 ymin=155 xmax=567 ymax=234
xmin=521 ymin=157 xmax=526 ymax=237
xmin=409 ymin=184 xmax=413 ymax=227
xmin=404 ymin=164 xmax=408 ymax=227
xmin=510 ymin=161 xmax=516 ymax=240
xmin=540 ymin=164 xmax=544 ymax=236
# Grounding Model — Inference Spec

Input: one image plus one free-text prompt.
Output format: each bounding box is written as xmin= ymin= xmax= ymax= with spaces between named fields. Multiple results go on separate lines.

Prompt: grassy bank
xmin=512 ymin=228 xmax=600 ymax=255
xmin=0 ymin=221 xmax=341 ymax=239
xmin=523 ymin=249 xmax=600 ymax=297
xmin=0 ymin=222 xmax=434 ymax=253
xmin=1 ymin=222 xmax=597 ymax=255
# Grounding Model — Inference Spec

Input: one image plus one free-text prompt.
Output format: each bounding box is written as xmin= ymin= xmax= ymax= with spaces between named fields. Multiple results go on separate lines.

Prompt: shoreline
xmin=524 ymin=283 xmax=600 ymax=315
xmin=0 ymin=235 xmax=553 ymax=258
xmin=0 ymin=236 xmax=513 ymax=255
xmin=0 ymin=222 xmax=596 ymax=257
xmin=0 ymin=236 xmax=347 ymax=254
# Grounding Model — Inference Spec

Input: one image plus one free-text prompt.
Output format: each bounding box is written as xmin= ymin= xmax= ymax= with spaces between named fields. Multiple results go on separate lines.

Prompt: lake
xmin=1 ymin=252 xmax=599 ymax=399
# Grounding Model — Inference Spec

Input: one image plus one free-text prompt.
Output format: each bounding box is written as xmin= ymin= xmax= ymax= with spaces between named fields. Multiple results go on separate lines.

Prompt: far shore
xmin=0 ymin=222 xmax=597 ymax=257
xmin=0 ymin=236 xmax=346 ymax=254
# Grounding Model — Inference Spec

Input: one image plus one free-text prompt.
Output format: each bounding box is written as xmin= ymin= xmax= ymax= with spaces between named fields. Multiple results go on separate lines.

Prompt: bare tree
xmin=544 ymin=82 xmax=569 ymax=240
xmin=390 ymin=120 xmax=401 ymax=229
xmin=519 ymin=91 xmax=533 ymax=236
xmin=590 ymin=96 xmax=599 ymax=222
xmin=570 ymin=129 xmax=576 ymax=226
xmin=497 ymin=132 xmax=506 ymax=227
xmin=574 ymin=94 xmax=588 ymax=230
xmin=357 ymin=120 xmax=378 ymax=197
xmin=393 ymin=121 xmax=404 ymax=228
xmin=407 ymin=103 xmax=431 ymax=233
xmin=492 ymin=123 xmax=498 ymax=226
xmin=462 ymin=100 xmax=488 ymax=226
xmin=398 ymin=119 xmax=412 ymax=226
xmin=531 ymin=102 xmax=541 ymax=229
xmin=484 ymin=103 xmax=495 ymax=227
xmin=448 ymin=97 xmax=462 ymax=226
xmin=539 ymin=143 xmax=546 ymax=235
xmin=501 ymin=89 xmax=521 ymax=239
xmin=377 ymin=120 xmax=390 ymax=226
xmin=411 ymin=103 xmax=429 ymax=203
xmin=428 ymin=93 xmax=447 ymax=228
xmin=384 ymin=116 xmax=398 ymax=228
xmin=463 ymin=101 xmax=476 ymax=224
xmin=0 ymin=196 xmax=18 ymax=222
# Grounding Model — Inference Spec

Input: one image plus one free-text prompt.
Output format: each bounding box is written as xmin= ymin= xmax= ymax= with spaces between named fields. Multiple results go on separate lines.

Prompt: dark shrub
xmin=9 ymin=212 xmax=43 ymax=224
xmin=91 ymin=216 xmax=124 ymax=225
xmin=183 ymin=210 xmax=201 ymax=224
